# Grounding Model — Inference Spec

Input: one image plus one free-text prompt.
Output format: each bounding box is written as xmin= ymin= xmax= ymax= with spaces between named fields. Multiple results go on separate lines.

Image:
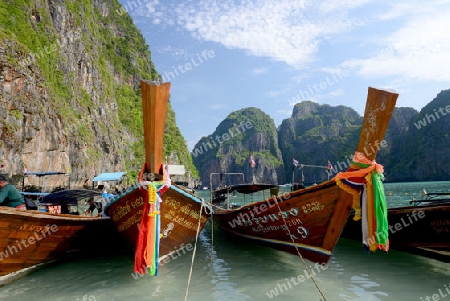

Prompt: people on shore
xmin=85 ymin=197 xmax=102 ymax=217
xmin=0 ymin=174 xmax=26 ymax=209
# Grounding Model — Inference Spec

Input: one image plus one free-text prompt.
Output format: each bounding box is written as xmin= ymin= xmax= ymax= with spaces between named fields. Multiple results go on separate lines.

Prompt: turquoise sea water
xmin=383 ymin=181 xmax=450 ymax=208
xmin=0 ymin=181 xmax=449 ymax=301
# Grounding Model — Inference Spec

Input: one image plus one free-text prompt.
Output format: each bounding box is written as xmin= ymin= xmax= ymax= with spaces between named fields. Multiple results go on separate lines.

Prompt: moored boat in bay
xmin=105 ymin=182 xmax=210 ymax=257
xmin=342 ymin=190 xmax=450 ymax=261
xmin=0 ymin=189 xmax=120 ymax=283
xmin=104 ymin=81 xmax=211 ymax=274
xmin=212 ymin=87 xmax=399 ymax=264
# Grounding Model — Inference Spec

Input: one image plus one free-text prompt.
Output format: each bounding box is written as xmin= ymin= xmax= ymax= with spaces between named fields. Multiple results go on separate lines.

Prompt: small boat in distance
xmin=212 ymin=87 xmax=399 ymax=264
xmin=214 ymin=183 xmax=279 ymax=199
xmin=411 ymin=190 xmax=450 ymax=205
xmin=212 ymin=180 xmax=279 ymax=206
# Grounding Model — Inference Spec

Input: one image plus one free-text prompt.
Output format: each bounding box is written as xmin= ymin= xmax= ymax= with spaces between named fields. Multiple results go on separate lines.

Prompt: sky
xmin=117 ymin=0 xmax=450 ymax=151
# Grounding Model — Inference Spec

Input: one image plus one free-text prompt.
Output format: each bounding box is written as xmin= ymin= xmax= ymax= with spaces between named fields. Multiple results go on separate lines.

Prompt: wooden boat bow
xmin=141 ymin=81 xmax=171 ymax=175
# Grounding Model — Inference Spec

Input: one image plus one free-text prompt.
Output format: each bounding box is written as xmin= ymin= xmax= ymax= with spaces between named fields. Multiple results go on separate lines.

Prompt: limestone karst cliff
xmin=383 ymin=90 xmax=450 ymax=181
xmin=277 ymin=101 xmax=363 ymax=184
xmin=192 ymin=92 xmax=450 ymax=185
xmin=192 ymin=107 xmax=285 ymax=187
xmin=0 ymin=0 xmax=197 ymax=189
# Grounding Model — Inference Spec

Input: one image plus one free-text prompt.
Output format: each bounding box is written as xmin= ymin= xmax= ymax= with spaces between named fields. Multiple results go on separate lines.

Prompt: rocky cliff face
xmin=375 ymin=107 xmax=418 ymax=169
xmin=278 ymin=101 xmax=362 ymax=183
xmin=0 ymin=0 xmax=196 ymax=189
xmin=0 ymin=37 xmax=70 ymax=188
xmin=192 ymin=107 xmax=284 ymax=187
xmin=192 ymin=93 xmax=450 ymax=185
xmin=385 ymin=90 xmax=450 ymax=181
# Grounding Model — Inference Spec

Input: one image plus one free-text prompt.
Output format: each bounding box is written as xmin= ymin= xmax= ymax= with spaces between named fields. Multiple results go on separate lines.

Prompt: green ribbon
xmin=372 ymin=171 xmax=389 ymax=248
xmin=350 ymin=160 xmax=389 ymax=249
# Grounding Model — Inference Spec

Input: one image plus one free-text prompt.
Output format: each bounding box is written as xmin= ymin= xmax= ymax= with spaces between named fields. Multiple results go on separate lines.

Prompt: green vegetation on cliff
xmin=277 ymin=101 xmax=362 ymax=183
xmin=384 ymin=90 xmax=450 ymax=181
xmin=0 ymin=0 xmax=198 ymax=182
xmin=192 ymin=107 xmax=284 ymax=186
xmin=192 ymin=95 xmax=450 ymax=185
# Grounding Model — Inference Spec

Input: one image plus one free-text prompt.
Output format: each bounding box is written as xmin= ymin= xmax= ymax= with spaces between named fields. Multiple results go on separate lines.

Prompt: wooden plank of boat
xmin=0 ymin=205 xmax=119 ymax=280
xmin=415 ymin=247 xmax=450 ymax=263
xmin=104 ymin=81 xmax=211 ymax=261
xmin=213 ymin=87 xmax=399 ymax=264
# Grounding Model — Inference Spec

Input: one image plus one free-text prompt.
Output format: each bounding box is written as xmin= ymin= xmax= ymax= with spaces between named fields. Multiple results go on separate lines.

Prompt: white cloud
xmin=316 ymin=89 xmax=344 ymax=99
xmin=139 ymin=0 xmax=371 ymax=69
xmin=175 ymin=1 xmax=320 ymax=68
xmin=157 ymin=45 xmax=186 ymax=58
xmin=319 ymin=0 xmax=372 ymax=13
xmin=377 ymin=2 xmax=419 ymax=20
xmin=321 ymin=67 xmax=352 ymax=77
xmin=291 ymin=73 xmax=311 ymax=84
xmin=343 ymin=6 xmax=450 ymax=82
xmin=266 ymin=90 xmax=284 ymax=98
xmin=250 ymin=67 xmax=268 ymax=75
xmin=377 ymin=1 xmax=449 ymax=21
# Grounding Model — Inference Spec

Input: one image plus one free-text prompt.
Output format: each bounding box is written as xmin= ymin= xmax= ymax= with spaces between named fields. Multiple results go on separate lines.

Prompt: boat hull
xmin=213 ymin=180 xmax=353 ymax=263
xmin=342 ymin=203 xmax=450 ymax=261
xmin=106 ymin=184 xmax=210 ymax=256
xmin=0 ymin=207 xmax=118 ymax=277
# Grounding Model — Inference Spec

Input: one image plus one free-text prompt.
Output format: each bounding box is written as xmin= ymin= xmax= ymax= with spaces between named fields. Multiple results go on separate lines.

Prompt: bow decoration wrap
xmin=134 ymin=163 xmax=171 ymax=275
xmin=333 ymin=151 xmax=389 ymax=252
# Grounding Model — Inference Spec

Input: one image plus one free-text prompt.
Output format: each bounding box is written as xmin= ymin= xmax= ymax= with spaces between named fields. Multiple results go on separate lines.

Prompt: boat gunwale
xmin=0 ymin=207 xmax=108 ymax=221
xmin=103 ymin=183 xmax=210 ymax=215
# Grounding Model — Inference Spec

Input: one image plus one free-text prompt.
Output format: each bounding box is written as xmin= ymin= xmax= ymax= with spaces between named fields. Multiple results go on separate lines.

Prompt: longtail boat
xmin=0 ymin=189 xmax=119 ymax=282
xmin=212 ymin=87 xmax=399 ymax=263
xmin=104 ymin=81 xmax=211 ymax=274
xmin=342 ymin=192 xmax=450 ymax=262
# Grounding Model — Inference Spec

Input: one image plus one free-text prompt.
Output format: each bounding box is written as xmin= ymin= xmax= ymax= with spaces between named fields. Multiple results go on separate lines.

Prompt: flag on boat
xmin=249 ymin=155 xmax=256 ymax=168
xmin=293 ymin=158 xmax=299 ymax=167
xmin=327 ymin=160 xmax=333 ymax=170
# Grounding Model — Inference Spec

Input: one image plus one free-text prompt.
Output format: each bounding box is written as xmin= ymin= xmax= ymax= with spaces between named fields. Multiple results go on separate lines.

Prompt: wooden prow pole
xmin=141 ymin=81 xmax=171 ymax=175
xmin=355 ymin=87 xmax=398 ymax=161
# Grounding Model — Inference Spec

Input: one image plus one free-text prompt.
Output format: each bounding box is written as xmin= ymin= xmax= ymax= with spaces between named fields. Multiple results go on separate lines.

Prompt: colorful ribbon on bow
xmin=134 ymin=163 xmax=171 ymax=275
xmin=333 ymin=151 xmax=389 ymax=252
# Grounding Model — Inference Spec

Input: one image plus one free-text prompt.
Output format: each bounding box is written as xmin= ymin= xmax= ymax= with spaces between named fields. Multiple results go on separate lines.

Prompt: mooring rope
xmin=210 ymin=201 xmax=214 ymax=265
xmin=274 ymin=195 xmax=327 ymax=301
xmin=184 ymin=199 xmax=206 ymax=301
